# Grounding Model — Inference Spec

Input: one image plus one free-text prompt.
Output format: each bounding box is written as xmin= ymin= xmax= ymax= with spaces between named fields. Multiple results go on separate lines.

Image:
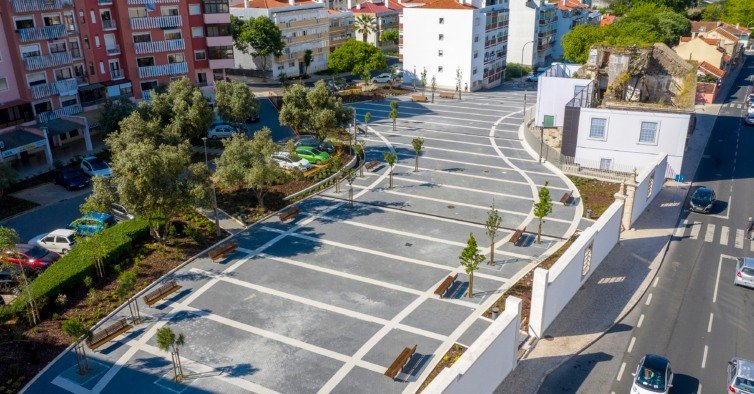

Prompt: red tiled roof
xmin=712 ymin=26 xmax=739 ymax=42
xmin=600 ymin=14 xmax=615 ymax=26
xmin=679 ymin=36 xmax=692 ymax=43
xmin=696 ymin=82 xmax=716 ymax=94
xmin=692 ymin=21 xmax=751 ymax=36
xmin=691 ymin=21 xmax=720 ymax=33
xmin=699 ymin=61 xmax=725 ymax=78
xmin=701 ymin=37 xmax=720 ymax=46
xmin=550 ymin=0 xmax=587 ymax=11
xmin=230 ymin=0 xmax=319 ymax=9
xmin=350 ymin=0 xmax=403 ymax=13
xmin=723 ymin=54 xmax=731 ymax=62
xmin=416 ymin=0 xmax=475 ymax=9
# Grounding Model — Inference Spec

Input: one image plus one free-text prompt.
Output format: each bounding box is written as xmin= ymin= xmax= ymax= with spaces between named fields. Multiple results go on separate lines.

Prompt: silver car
xmin=734 ymin=257 xmax=754 ymax=289
xmin=727 ymin=358 xmax=754 ymax=393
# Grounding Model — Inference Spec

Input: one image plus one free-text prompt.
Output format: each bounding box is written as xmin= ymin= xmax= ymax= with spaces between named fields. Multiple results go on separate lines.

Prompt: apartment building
xmin=551 ymin=0 xmax=597 ymax=60
xmin=349 ymin=0 xmax=402 ymax=53
xmin=402 ymin=0 xmax=509 ymax=91
xmin=328 ymin=9 xmax=354 ymax=53
xmin=508 ymin=0 xmax=556 ymax=67
xmin=231 ymin=0 xmax=330 ymax=78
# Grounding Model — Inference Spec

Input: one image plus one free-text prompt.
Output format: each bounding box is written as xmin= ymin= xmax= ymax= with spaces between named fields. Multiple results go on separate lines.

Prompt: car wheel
xmin=315 ymin=160 xmax=321 ymax=165
xmin=211 ymin=135 xmax=219 ymax=140
xmin=61 ymin=249 xmax=69 ymax=254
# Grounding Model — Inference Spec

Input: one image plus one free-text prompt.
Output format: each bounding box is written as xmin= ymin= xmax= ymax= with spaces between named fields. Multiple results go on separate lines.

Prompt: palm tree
xmin=354 ymin=14 xmax=377 ymax=42
xmin=156 ymin=327 xmax=186 ymax=382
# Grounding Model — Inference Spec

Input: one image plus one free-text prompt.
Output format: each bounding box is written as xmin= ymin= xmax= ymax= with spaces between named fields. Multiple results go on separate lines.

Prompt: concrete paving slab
xmin=10 ymin=182 xmax=90 ymax=206
xmin=458 ymin=318 xmax=493 ymax=348
xmin=331 ymin=366 xmax=408 ymax=394
xmin=362 ymin=329 xmax=443 ymax=373
xmin=399 ymin=298 xmax=475 ymax=336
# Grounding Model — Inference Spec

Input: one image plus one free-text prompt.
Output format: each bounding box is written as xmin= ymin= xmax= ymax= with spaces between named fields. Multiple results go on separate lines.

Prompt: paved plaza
xmin=25 ymin=87 xmax=580 ymax=394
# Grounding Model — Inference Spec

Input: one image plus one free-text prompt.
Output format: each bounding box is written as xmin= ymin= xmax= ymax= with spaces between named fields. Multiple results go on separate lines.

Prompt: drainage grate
xmin=405 ymin=242 xmax=413 ymax=247
xmin=447 ymin=205 xmax=455 ymax=209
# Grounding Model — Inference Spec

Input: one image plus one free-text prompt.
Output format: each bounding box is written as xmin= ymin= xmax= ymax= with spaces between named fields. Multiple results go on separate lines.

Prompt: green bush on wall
xmin=0 ymin=219 xmax=150 ymax=320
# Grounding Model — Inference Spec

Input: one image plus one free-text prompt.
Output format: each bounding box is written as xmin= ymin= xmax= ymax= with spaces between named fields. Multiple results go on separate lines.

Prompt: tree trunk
xmin=175 ymin=347 xmax=184 ymax=379
xmin=489 ymin=240 xmax=495 ymax=265
xmin=468 ymin=272 xmax=473 ymax=298
xmin=362 ymin=32 xmax=367 ymax=42
xmin=389 ymin=170 xmax=393 ymax=188
xmin=537 ymin=218 xmax=542 ymax=244
xmin=359 ymin=161 xmax=364 ymax=177
xmin=256 ymin=189 xmax=266 ymax=210
xmin=414 ymin=155 xmax=418 ymax=172
xmin=431 ymin=91 xmax=434 ymax=103
xmin=170 ymin=353 xmax=178 ymax=381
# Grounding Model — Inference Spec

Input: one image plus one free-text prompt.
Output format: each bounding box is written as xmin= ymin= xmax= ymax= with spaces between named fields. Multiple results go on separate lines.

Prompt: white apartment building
xmin=231 ymin=0 xmax=330 ymax=78
xmin=349 ymin=0 xmax=402 ymax=53
xmin=402 ymin=0 xmax=509 ymax=92
xmin=508 ymin=0 xmax=556 ymax=67
xmin=552 ymin=0 xmax=598 ymax=60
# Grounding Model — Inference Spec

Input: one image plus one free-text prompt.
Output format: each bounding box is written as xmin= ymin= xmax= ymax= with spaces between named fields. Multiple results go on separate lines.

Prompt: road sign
xmin=675 ymin=174 xmax=684 ymax=183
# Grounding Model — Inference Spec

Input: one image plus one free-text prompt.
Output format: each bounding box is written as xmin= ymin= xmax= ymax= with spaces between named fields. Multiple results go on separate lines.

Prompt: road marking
xmin=628 ymin=337 xmax=636 ymax=353
xmin=751 ymin=240 xmax=754 ymax=252
xmin=653 ymin=277 xmax=659 ymax=288
xmin=709 ymin=195 xmax=732 ymax=220
xmin=708 ymin=313 xmax=714 ymax=333
xmin=617 ymin=362 xmax=626 ymax=381
xmin=674 ymin=219 xmax=688 ymax=237
xmin=637 ymin=314 xmax=645 ymax=328
xmin=690 ymin=221 xmax=701 ymax=240
xmin=714 ymin=255 xmax=725 ymax=303
xmin=698 ymin=383 xmax=703 ymax=394
xmin=705 ymin=223 xmax=715 ymax=243
xmin=702 ymin=345 xmax=709 ymax=368
xmin=720 ymin=226 xmax=729 ymax=245
xmin=736 ymin=229 xmax=744 ymax=249
xmin=645 ymin=293 xmax=653 ymax=305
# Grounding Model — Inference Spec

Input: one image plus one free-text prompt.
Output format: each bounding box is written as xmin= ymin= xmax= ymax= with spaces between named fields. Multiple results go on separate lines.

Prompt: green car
xmin=295 ymin=146 xmax=331 ymax=164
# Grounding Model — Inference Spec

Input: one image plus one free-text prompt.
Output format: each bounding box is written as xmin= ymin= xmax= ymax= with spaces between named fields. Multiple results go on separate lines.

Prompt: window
xmin=192 ymin=27 xmax=204 ymax=38
xmin=136 ymin=57 xmax=154 ymax=67
xmin=83 ymin=36 xmax=90 ymax=49
xmin=161 ymin=7 xmax=179 ymax=16
xmin=639 ymin=121 xmax=658 ymax=144
xmin=61 ymin=97 xmax=78 ymax=107
xmin=195 ymin=50 xmax=206 ymax=60
xmin=206 ymin=24 xmax=231 ymax=37
xmin=474 ymin=50 xmax=478 ymax=59
xmin=55 ymin=67 xmax=72 ymax=80
xmin=164 ymin=30 xmax=182 ymax=40
xmin=473 ymin=67 xmax=477 ymax=75
xmin=582 ymin=242 xmax=593 ymax=276
xmin=474 ymin=35 xmax=479 ymax=43
xmin=168 ymin=53 xmax=185 ymax=63
xmin=133 ymin=33 xmax=151 ymax=43
xmin=208 ymin=46 xmax=233 ymax=60
xmin=197 ymin=72 xmax=208 ymax=85
xmin=646 ymin=173 xmax=655 ymax=199
xmin=20 ymin=44 xmax=41 ymax=58
xmin=14 ymin=18 xmax=34 ymax=30
xmin=128 ymin=7 xmax=147 ymax=18
xmin=34 ymin=100 xmax=52 ymax=114
xmin=189 ymin=4 xmax=201 ymax=15
xmin=438 ymin=50 xmax=443 ymax=57
xmin=438 ymin=66 xmax=443 ymax=72
xmin=203 ymin=0 xmax=229 ymax=13
xmin=27 ymin=72 xmax=47 ymax=86
xmin=289 ymin=61 xmax=295 ymax=67
xmin=589 ymin=118 xmax=606 ymax=140
xmin=49 ymin=41 xmax=67 ymax=54
xmin=438 ymin=34 xmax=444 ymax=40
xmin=574 ymin=85 xmax=586 ymax=96
xmin=0 ymin=78 xmax=7 ymax=91
xmin=43 ymin=14 xmax=62 ymax=26
xmin=599 ymin=158 xmax=612 ymax=170
xmin=439 ymin=18 xmax=444 ymax=24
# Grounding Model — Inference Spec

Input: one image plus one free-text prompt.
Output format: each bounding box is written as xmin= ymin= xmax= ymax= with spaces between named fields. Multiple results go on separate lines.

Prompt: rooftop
xmin=230 ymin=0 xmax=321 ymax=9
xmin=549 ymin=0 xmax=587 ymax=11
xmin=691 ymin=21 xmax=750 ymax=36
xmin=350 ymin=0 xmax=404 ymax=13
xmin=699 ymin=61 xmax=725 ymax=79
xmin=600 ymin=14 xmax=615 ymax=26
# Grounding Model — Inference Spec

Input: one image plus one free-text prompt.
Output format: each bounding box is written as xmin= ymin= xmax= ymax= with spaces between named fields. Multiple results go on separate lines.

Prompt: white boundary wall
xmin=528 ymin=201 xmax=624 ymax=337
xmin=630 ymin=153 xmax=668 ymax=226
xmin=424 ymin=297 xmax=522 ymax=394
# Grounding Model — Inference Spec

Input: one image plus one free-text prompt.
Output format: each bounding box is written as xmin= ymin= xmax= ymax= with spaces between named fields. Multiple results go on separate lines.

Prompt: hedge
xmin=0 ymin=218 xmax=150 ymax=319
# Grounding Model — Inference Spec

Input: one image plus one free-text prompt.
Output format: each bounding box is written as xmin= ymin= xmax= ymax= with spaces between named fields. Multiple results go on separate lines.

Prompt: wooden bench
xmin=208 ymin=241 xmax=238 ymax=261
xmin=410 ymin=95 xmax=428 ymax=102
xmin=434 ymin=273 xmax=458 ymax=297
xmin=439 ymin=92 xmax=455 ymax=99
xmin=559 ymin=190 xmax=572 ymax=205
xmin=278 ymin=205 xmax=300 ymax=222
xmin=365 ymin=159 xmax=380 ymax=171
xmin=88 ymin=318 xmax=132 ymax=350
xmin=143 ymin=280 xmax=181 ymax=307
xmin=385 ymin=344 xmax=417 ymax=380
xmin=509 ymin=227 xmax=526 ymax=245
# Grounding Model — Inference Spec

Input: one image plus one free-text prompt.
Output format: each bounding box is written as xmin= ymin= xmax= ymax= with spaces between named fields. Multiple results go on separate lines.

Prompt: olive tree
xmin=411 ymin=137 xmax=424 ymax=172
xmin=485 ymin=203 xmax=502 ymax=265
xmin=215 ymin=80 xmax=259 ymax=124
xmin=383 ymin=151 xmax=396 ymax=188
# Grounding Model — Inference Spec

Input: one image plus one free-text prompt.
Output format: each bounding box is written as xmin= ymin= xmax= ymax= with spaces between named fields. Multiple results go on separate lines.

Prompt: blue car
xmin=68 ymin=212 xmax=116 ymax=236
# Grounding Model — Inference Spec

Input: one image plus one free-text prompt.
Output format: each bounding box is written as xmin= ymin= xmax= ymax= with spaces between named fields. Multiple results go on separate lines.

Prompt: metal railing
xmin=137 ymin=62 xmax=188 ymax=78
xmin=111 ymin=69 xmax=124 ymax=79
xmin=133 ymin=39 xmax=185 ymax=54
xmin=36 ymin=104 xmax=82 ymax=123
xmin=11 ymin=0 xmax=72 ymax=12
xmin=29 ymin=78 xmax=78 ymax=99
xmin=17 ymin=24 xmax=66 ymax=42
xmin=102 ymin=19 xmax=116 ymax=30
xmin=131 ymin=15 xmax=181 ymax=30
xmin=106 ymin=45 xmax=121 ymax=55
xmin=23 ymin=52 xmax=72 ymax=71
xmin=127 ymin=0 xmax=177 ymax=3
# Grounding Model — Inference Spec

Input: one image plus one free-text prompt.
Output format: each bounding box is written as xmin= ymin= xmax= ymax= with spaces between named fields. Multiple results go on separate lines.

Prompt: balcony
xmin=277 ymin=19 xmax=327 ymax=29
xmin=36 ymin=104 xmax=83 ymax=123
xmin=106 ymin=44 xmax=121 ymax=55
xmin=131 ymin=15 xmax=182 ymax=30
xmin=23 ymin=52 xmax=72 ymax=71
xmin=17 ymin=25 xmax=67 ymax=42
xmin=11 ymin=0 xmax=72 ymax=13
xmin=134 ymin=39 xmax=186 ymax=54
xmin=97 ymin=0 xmax=112 ymax=4
xmin=29 ymin=78 xmax=78 ymax=99
xmin=203 ymin=13 xmax=229 ymax=25
xmin=102 ymin=19 xmax=116 ymax=30
xmin=286 ymin=33 xmax=324 ymax=45
xmin=127 ymin=0 xmax=178 ymax=3
xmin=206 ymin=36 xmax=233 ymax=47
xmin=209 ymin=58 xmax=234 ymax=69
xmin=111 ymin=69 xmax=125 ymax=80
xmin=138 ymin=62 xmax=188 ymax=78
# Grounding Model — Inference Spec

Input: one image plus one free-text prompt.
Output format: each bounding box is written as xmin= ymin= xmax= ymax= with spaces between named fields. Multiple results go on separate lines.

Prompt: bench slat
xmin=385 ymin=345 xmax=418 ymax=379
xmin=209 ymin=242 xmax=238 ymax=261
xmin=143 ymin=281 xmax=181 ymax=306
xmin=434 ymin=273 xmax=458 ymax=297
xmin=88 ymin=318 xmax=131 ymax=350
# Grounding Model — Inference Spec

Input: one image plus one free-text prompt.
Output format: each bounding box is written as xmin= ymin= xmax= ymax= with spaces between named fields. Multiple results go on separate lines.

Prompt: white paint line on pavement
xmin=690 ymin=221 xmax=701 ymax=240
xmin=637 ymin=314 xmax=644 ymax=328
xmin=751 ymin=239 xmax=754 ymax=252
xmin=370 ymin=138 xmax=537 ymax=162
xmin=628 ymin=337 xmax=636 ymax=353
xmin=720 ymin=226 xmax=729 ymax=246
xmin=736 ymin=229 xmax=744 ymax=249
xmin=708 ymin=195 xmax=732 ymax=220
xmin=393 ymin=151 xmax=512 ymax=171
xmin=355 ymin=101 xmax=505 ymax=118
xmin=702 ymin=345 xmax=709 ymax=369
xmin=356 ymin=106 xmax=497 ymax=126
xmin=674 ymin=219 xmax=688 ymax=237
xmin=708 ymin=313 xmax=714 ymax=333
xmin=617 ymin=362 xmax=626 ymax=381
xmin=714 ymin=254 xmax=724 ymax=303
xmin=653 ymin=277 xmax=659 ymax=288
xmin=645 ymin=293 xmax=653 ymax=306
xmin=51 ymin=376 xmax=90 ymax=394
xmin=390 ymin=175 xmax=535 ymax=202
xmin=705 ymin=223 xmax=716 ymax=243
xmin=698 ymin=383 xmax=703 ymax=394
xmin=392 ymin=163 xmax=570 ymax=191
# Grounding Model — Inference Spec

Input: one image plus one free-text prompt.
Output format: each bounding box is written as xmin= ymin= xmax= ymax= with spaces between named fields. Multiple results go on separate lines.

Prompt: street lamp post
xmin=202 ymin=137 xmax=222 ymax=238
xmin=521 ymin=40 xmax=534 ymax=117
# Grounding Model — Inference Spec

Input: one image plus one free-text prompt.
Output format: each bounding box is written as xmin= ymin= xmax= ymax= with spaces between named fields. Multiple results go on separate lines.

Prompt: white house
xmin=535 ymin=63 xmax=588 ymax=127
xmin=402 ymin=0 xmax=509 ymax=91
xmin=507 ymin=0 xmax=557 ymax=67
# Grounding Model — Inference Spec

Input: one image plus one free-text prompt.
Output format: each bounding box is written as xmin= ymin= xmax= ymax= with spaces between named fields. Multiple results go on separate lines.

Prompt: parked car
xmin=54 ymin=167 xmax=90 ymax=191
xmin=28 ymin=229 xmax=77 ymax=255
xmin=689 ymin=186 xmax=716 ymax=213
xmin=68 ymin=212 xmax=116 ymax=236
xmin=748 ymin=103 xmax=754 ymax=115
xmin=245 ymin=113 xmax=260 ymax=123
xmin=2 ymin=244 xmax=60 ymax=270
xmin=207 ymin=124 xmax=242 ymax=139
xmin=272 ymin=152 xmax=312 ymax=171
xmin=0 ymin=265 xmax=22 ymax=294
xmin=282 ymin=135 xmax=335 ymax=154
xmin=745 ymin=114 xmax=754 ymax=126
xmin=80 ymin=156 xmax=112 ymax=178
xmin=525 ymin=74 xmax=540 ymax=82
xmin=728 ymin=358 xmax=754 ymax=393
xmin=746 ymin=93 xmax=754 ymax=105
xmin=371 ymin=73 xmax=393 ymax=84
xmin=110 ymin=203 xmax=134 ymax=222
xmin=631 ymin=354 xmax=673 ymax=394
xmin=295 ymin=146 xmax=331 ymax=165
xmin=734 ymin=257 xmax=754 ymax=288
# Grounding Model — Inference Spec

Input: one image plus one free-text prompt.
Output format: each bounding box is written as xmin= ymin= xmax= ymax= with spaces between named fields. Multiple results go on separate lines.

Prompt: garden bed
xmin=0 ymin=195 xmax=39 ymax=221
xmin=338 ymin=86 xmax=414 ymax=103
xmin=417 ymin=343 xmax=467 ymax=393
xmin=568 ymin=176 xmax=619 ymax=219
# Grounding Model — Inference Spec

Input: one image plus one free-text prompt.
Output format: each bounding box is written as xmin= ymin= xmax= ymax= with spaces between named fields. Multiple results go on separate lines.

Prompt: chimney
xmin=386 ymin=0 xmax=389 ymax=8
xmin=244 ymin=0 xmax=249 ymax=7
xmin=348 ymin=0 xmax=352 ymax=8
xmin=289 ymin=0 xmax=295 ymax=5
xmin=357 ymin=2 xmax=361 ymax=9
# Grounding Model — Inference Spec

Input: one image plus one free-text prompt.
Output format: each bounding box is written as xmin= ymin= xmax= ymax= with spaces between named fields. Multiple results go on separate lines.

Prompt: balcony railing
xmin=17 ymin=24 xmax=67 ymax=42
xmin=142 ymin=90 xmax=155 ymax=100
xmin=106 ymin=44 xmax=121 ymax=55
xmin=102 ymin=19 xmax=116 ymax=30
xmin=128 ymin=0 xmax=178 ymax=3
xmin=36 ymin=104 xmax=83 ymax=123
xmin=138 ymin=62 xmax=188 ymax=78
xmin=111 ymin=69 xmax=124 ymax=79
xmin=11 ymin=0 xmax=72 ymax=13
xmin=131 ymin=15 xmax=182 ymax=30
xmin=133 ymin=39 xmax=185 ymax=54
xmin=23 ymin=52 xmax=72 ymax=71
xmin=29 ymin=78 xmax=79 ymax=99
xmin=97 ymin=0 xmax=112 ymax=4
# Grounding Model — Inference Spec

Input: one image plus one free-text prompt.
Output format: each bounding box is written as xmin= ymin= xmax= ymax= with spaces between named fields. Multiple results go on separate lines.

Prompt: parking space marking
xmin=377 ymin=139 xmax=538 ymax=162
xmin=637 ymin=314 xmax=644 ymax=328
xmin=616 ymin=362 xmax=626 ymax=381
xmin=705 ymin=223 xmax=716 ymax=243
xmin=645 ymin=293 xmax=653 ymax=305
xmin=673 ymin=219 xmax=688 ymax=237
xmin=391 ymin=163 xmax=569 ymax=191
xmin=720 ymin=226 xmax=729 ymax=245
xmin=390 ymin=176 xmax=535 ymax=202
xmin=690 ymin=221 xmax=701 ymax=240
xmin=708 ymin=312 xmax=714 ymax=333
xmin=354 ymin=101 xmax=505 ymax=118
xmin=392 ymin=152 xmax=512 ymax=171
xmin=378 ymin=132 xmax=526 ymax=152
xmin=736 ymin=229 xmax=744 ymax=249
xmin=702 ymin=345 xmax=708 ymax=368
xmin=627 ymin=337 xmax=636 ymax=353
xmin=353 ymin=105 xmax=498 ymax=125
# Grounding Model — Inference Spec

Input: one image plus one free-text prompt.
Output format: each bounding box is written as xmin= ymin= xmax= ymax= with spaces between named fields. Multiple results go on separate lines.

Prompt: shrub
xmin=505 ymin=63 xmax=532 ymax=80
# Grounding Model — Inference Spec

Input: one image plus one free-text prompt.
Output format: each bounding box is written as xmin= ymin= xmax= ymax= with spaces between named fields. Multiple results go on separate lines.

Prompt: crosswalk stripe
xmin=736 ymin=229 xmax=744 ymax=249
xmin=690 ymin=221 xmax=701 ymax=240
xmin=720 ymin=226 xmax=729 ymax=245
xmin=751 ymin=240 xmax=754 ymax=252
xmin=705 ymin=223 xmax=716 ymax=243
xmin=674 ymin=220 xmax=688 ymax=237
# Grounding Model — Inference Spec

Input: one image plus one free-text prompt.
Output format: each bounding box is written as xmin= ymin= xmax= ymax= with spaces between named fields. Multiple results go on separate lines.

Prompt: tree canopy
xmin=141 ymin=77 xmax=214 ymax=142
xmin=231 ymin=15 xmax=285 ymax=76
xmin=328 ymin=40 xmax=387 ymax=75
xmin=99 ymin=96 xmax=136 ymax=135
xmin=380 ymin=29 xmax=399 ymax=45
xmin=215 ymin=80 xmax=259 ymax=124
xmin=718 ymin=0 xmax=754 ymax=25
xmin=0 ymin=162 xmax=17 ymax=197
xmin=279 ymin=81 xmax=353 ymax=139
xmin=354 ymin=14 xmax=377 ymax=42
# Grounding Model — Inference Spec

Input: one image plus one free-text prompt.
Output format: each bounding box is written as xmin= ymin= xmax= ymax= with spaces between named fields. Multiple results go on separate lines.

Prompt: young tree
xmin=364 ymin=112 xmax=372 ymax=133
xmin=383 ymin=151 xmax=396 ymax=188
xmin=0 ymin=162 xmax=18 ymax=198
xmin=213 ymin=129 xmax=284 ymax=211
xmin=455 ymin=68 xmax=463 ymax=100
xmin=411 ymin=137 xmax=424 ymax=172
xmin=303 ymin=49 xmax=313 ymax=77
xmin=459 ymin=233 xmax=484 ymax=298
xmin=361 ymin=68 xmax=372 ymax=86
xmin=278 ymin=84 xmax=308 ymax=133
xmin=354 ymin=14 xmax=377 ymax=42
xmin=343 ymin=167 xmax=357 ymax=208
xmin=533 ymin=182 xmax=553 ymax=244
xmin=0 ymin=227 xmax=38 ymax=324
xmin=379 ymin=29 xmax=399 ymax=46
xmin=62 ymin=318 xmax=91 ymax=374
xmin=389 ymin=101 xmax=398 ymax=131
xmin=215 ymin=81 xmax=259 ymax=124
xmin=80 ymin=176 xmax=117 ymax=214
xmin=231 ymin=16 xmax=285 ymax=80
xmin=156 ymin=327 xmax=186 ymax=382
xmin=328 ymin=40 xmax=387 ymax=75
xmin=388 ymin=65 xmax=398 ymax=93
xmin=420 ymin=68 xmax=428 ymax=96
xmin=99 ymin=96 xmax=136 ymax=136
xmin=354 ymin=142 xmax=365 ymax=177
xmin=278 ymin=72 xmax=292 ymax=90
xmin=485 ymin=203 xmax=502 ymax=265
xmin=430 ymin=75 xmax=437 ymax=103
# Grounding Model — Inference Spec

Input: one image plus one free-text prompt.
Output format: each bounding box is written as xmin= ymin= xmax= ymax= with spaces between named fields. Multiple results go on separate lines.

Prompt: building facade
xmin=349 ymin=0 xmax=401 ymax=53
xmin=507 ymin=0 xmax=556 ymax=67
xmin=328 ymin=9 xmax=354 ymax=53
xmin=402 ymin=0 xmax=509 ymax=92
xmin=551 ymin=0 xmax=596 ymax=60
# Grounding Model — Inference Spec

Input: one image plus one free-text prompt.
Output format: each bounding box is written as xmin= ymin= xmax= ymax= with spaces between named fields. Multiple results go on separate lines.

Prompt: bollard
xmin=491 ymin=307 xmax=500 ymax=320
xmin=585 ymin=209 xmax=593 ymax=219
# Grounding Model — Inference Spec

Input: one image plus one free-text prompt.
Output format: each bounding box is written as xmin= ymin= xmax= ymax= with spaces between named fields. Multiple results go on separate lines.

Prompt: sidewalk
xmin=196 ymin=207 xmax=246 ymax=235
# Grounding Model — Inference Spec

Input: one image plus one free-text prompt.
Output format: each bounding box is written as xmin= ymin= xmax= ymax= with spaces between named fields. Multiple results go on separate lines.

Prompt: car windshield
xmin=87 ymin=159 xmax=108 ymax=171
xmin=25 ymin=246 xmax=50 ymax=259
xmin=692 ymin=189 xmax=713 ymax=205
xmin=61 ymin=169 xmax=81 ymax=179
xmin=735 ymin=377 xmax=754 ymax=392
xmin=636 ymin=365 xmax=666 ymax=391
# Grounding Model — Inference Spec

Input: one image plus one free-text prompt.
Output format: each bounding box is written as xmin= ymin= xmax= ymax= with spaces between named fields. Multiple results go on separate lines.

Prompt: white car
xmin=80 ymin=156 xmax=112 ymax=178
xmin=207 ymin=124 xmax=242 ymax=140
xmin=29 ymin=229 xmax=77 ymax=254
xmin=631 ymin=354 xmax=673 ymax=394
xmin=371 ymin=73 xmax=393 ymax=84
xmin=272 ymin=152 xmax=311 ymax=171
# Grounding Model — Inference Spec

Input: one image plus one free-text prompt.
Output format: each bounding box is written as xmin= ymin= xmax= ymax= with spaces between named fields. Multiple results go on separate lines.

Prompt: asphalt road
xmin=2 ymin=194 xmax=87 ymax=243
xmin=607 ymin=56 xmax=754 ymax=393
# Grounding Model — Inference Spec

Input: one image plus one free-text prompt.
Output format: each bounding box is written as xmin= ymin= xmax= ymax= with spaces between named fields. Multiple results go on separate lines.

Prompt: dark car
xmin=245 ymin=113 xmax=260 ymax=123
xmin=2 ymin=244 xmax=60 ymax=270
xmin=55 ymin=167 xmax=91 ymax=191
xmin=689 ymin=186 xmax=716 ymax=213
xmin=0 ymin=266 xmax=22 ymax=294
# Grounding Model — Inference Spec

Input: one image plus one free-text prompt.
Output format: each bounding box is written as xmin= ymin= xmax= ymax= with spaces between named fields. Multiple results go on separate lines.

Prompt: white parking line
xmin=617 ymin=362 xmax=626 ymax=381
xmin=628 ymin=337 xmax=636 ymax=353
xmin=653 ymin=277 xmax=659 ymax=287
xmin=708 ymin=313 xmax=714 ymax=333
xmin=645 ymin=293 xmax=653 ymax=305
xmin=392 ymin=163 xmax=570 ymax=191
xmin=637 ymin=314 xmax=644 ymax=328
xmin=702 ymin=345 xmax=709 ymax=368
xmin=690 ymin=221 xmax=701 ymax=240
xmin=393 ymin=152 xmax=512 ymax=171
xmin=674 ymin=219 xmax=688 ymax=237
xmin=720 ymin=226 xmax=729 ymax=245
xmin=705 ymin=223 xmax=716 ymax=243
xmin=390 ymin=175 xmax=534 ymax=202
xmin=736 ymin=229 xmax=744 ymax=249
